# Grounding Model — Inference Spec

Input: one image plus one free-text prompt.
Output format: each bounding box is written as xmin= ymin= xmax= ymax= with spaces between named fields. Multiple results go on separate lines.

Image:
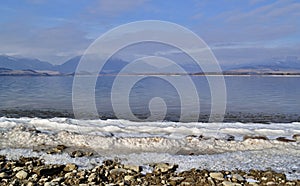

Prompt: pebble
xmin=210 ymin=172 xmax=224 ymax=181
xmin=0 ymin=172 xmax=8 ymax=178
xmin=266 ymin=181 xmax=277 ymax=186
xmin=123 ymin=164 xmax=141 ymax=173
xmin=222 ymin=181 xmax=241 ymax=186
xmin=27 ymin=182 xmax=34 ymax=186
xmin=63 ymin=163 xmax=78 ymax=172
xmin=15 ymin=170 xmax=28 ymax=179
xmin=292 ymin=134 xmax=300 ymax=141
xmin=88 ymin=173 xmax=97 ymax=182
xmin=124 ymin=175 xmax=134 ymax=181
xmin=0 ymin=155 xmax=299 ymax=185
xmin=154 ymin=163 xmax=177 ymax=173
xmin=232 ymin=174 xmax=244 ymax=182
xmin=13 ymin=167 xmax=23 ymax=172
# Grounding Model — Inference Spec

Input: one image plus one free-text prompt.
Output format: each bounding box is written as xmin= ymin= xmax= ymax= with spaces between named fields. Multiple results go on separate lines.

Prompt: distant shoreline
xmin=1 ymin=109 xmax=299 ymax=123
xmin=1 ymin=72 xmax=300 ymax=77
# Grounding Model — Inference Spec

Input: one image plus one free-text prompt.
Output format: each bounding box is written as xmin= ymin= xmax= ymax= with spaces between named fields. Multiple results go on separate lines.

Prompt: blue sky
xmin=0 ymin=0 xmax=299 ymax=65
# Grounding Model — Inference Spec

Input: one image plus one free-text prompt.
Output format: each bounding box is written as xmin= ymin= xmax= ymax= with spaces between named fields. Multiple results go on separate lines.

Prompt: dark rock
xmin=33 ymin=165 xmax=64 ymax=176
xmin=243 ymin=135 xmax=269 ymax=141
xmin=70 ymin=150 xmax=84 ymax=158
xmin=276 ymin=137 xmax=296 ymax=142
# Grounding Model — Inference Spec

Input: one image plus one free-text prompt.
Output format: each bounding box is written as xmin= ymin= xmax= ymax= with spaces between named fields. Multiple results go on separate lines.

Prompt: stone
xmin=266 ymin=181 xmax=277 ymax=186
xmin=27 ymin=182 xmax=34 ymax=186
xmin=84 ymin=151 xmax=93 ymax=157
xmin=232 ymin=174 xmax=244 ymax=182
xmin=13 ymin=167 xmax=23 ymax=172
xmin=243 ymin=135 xmax=269 ymax=140
xmin=123 ymin=164 xmax=141 ymax=173
xmin=91 ymin=165 xmax=101 ymax=172
xmin=64 ymin=172 xmax=74 ymax=178
xmin=110 ymin=168 xmax=127 ymax=174
xmin=52 ymin=177 xmax=63 ymax=182
xmin=124 ymin=175 xmax=134 ymax=181
xmin=180 ymin=181 xmax=192 ymax=186
xmin=88 ymin=173 xmax=97 ymax=182
xmin=0 ymin=155 xmax=6 ymax=161
xmin=207 ymin=177 xmax=216 ymax=185
xmin=70 ymin=150 xmax=84 ymax=158
xmin=154 ymin=163 xmax=178 ymax=173
xmin=210 ymin=172 xmax=224 ymax=181
xmin=225 ymin=134 xmax=235 ymax=141
xmin=103 ymin=159 xmax=114 ymax=166
xmin=29 ymin=174 xmax=39 ymax=182
xmin=292 ymin=134 xmax=300 ymax=141
xmin=276 ymin=137 xmax=296 ymax=142
xmin=34 ymin=165 xmax=64 ymax=176
xmin=285 ymin=182 xmax=296 ymax=186
xmin=39 ymin=178 xmax=49 ymax=183
xmin=63 ymin=163 xmax=78 ymax=172
xmin=44 ymin=182 xmax=56 ymax=186
xmin=0 ymin=172 xmax=8 ymax=178
xmin=56 ymin=144 xmax=67 ymax=150
xmin=169 ymin=176 xmax=185 ymax=182
xmin=222 ymin=181 xmax=240 ymax=186
xmin=15 ymin=170 xmax=28 ymax=179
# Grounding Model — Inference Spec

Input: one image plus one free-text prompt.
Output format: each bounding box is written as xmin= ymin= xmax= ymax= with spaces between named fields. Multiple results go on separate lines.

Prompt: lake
xmin=0 ymin=75 xmax=299 ymax=122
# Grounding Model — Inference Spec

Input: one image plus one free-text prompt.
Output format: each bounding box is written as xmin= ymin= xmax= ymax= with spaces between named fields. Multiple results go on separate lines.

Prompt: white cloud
xmin=0 ymin=22 xmax=92 ymax=64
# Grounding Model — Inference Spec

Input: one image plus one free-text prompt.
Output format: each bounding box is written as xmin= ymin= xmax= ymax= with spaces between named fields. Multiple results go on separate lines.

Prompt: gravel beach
xmin=0 ymin=155 xmax=299 ymax=186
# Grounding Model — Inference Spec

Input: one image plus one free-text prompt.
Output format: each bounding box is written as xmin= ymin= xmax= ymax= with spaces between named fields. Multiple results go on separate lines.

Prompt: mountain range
xmin=0 ymin=55 xmax=129 ymax=75
xmin=0 ymin=55 xmax=300 ymax=76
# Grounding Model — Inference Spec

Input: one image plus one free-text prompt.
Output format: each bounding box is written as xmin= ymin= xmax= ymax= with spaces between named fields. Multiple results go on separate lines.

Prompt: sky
xmin=0 ymin=0 xmax=299 ymax=65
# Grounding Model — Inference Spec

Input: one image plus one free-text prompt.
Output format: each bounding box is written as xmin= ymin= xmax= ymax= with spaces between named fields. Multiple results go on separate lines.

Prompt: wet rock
xmin=103 ymin=159 xmax=114 ymax=167
xmin=47 ymin=144 xmax=67 ymax=154
xmin=84 ymin=151 xmax=93 ymax=157
xmin=34 ymin=165 xmax=64 ymax=176
xmin=70 ymin=150 xmax=84 ymax=158
xmin=276 ymin=137 xmax=296 ymax=142
xmin=225 ymin=134 xmax=235 ymax=141
xmin=243 ymin=135 xmax=269 ymax=141
xmin=292 ymin=134 xmax=300 ymax=141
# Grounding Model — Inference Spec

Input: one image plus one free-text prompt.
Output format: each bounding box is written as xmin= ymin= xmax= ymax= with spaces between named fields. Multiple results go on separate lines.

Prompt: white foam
xmin=1 ymin=117 xmax=300 ymax=140
xmin=0 ymin=117 xmax=299 ymax=180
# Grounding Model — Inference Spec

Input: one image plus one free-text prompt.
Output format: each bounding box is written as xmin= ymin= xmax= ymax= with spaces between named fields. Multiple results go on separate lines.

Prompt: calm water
xmin=0 ymin=76 xmax=299 ymax=121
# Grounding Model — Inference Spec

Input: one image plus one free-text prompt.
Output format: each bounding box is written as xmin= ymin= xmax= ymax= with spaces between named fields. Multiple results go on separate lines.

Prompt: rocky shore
xmin=0 ymin=155 xmax=299 ymax=186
